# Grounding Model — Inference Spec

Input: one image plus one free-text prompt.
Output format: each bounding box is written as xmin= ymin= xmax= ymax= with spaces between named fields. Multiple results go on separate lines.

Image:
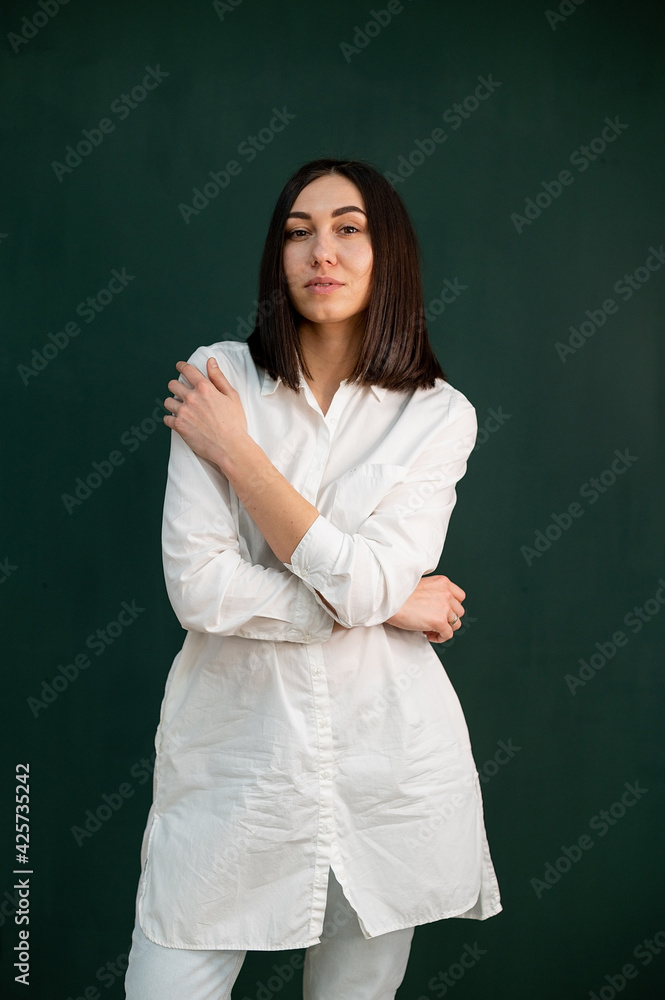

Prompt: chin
xmin=307 ymin=313 xmax=359 ymax=328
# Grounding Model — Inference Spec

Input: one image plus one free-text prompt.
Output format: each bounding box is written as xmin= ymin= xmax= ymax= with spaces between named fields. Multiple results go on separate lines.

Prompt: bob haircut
xmin=245 ymin=158 xmax=446 ymax=393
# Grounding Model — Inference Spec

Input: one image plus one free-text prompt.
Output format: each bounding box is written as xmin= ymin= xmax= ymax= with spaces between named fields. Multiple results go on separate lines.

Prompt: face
xmin=282 ymin=173 xmax=373 ymax=331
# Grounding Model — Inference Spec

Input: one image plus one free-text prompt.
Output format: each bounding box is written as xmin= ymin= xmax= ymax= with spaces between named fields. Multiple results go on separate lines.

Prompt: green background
xmin=1 ymin=0 xmax=664 ymax=997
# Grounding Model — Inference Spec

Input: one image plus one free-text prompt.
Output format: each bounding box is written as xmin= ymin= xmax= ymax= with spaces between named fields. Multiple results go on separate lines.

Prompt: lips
xmin=305 ymin=282 xmax=344 ymax=295
xmin=304 ymin=277 xmax=343 ymax=287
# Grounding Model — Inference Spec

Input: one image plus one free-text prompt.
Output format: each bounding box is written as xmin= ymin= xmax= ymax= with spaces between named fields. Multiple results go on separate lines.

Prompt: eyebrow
xmin=286 ymin=205 xmax=367 ymax=220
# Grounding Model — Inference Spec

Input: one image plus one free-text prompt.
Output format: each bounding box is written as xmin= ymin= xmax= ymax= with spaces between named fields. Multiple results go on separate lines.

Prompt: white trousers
xmin=124 ymin=867 xmax=415 ymax=1000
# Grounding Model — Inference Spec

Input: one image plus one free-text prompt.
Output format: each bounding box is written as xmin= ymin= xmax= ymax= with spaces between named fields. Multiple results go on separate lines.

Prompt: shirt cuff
xmin=285 ymin=575 xmax=336 ymax=643
xmin=284 ymin=515 xmax=345 ymax=593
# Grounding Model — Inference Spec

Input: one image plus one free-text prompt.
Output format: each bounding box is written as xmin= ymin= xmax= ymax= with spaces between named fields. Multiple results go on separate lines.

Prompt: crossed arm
xmin=162 ymin=357 xmax=467 ymax=643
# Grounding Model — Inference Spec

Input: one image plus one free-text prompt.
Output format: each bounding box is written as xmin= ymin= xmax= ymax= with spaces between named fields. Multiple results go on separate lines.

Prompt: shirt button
xmin=321 ymin=770 xmax=332 ymax=780
xmin=304 ymin=634 xmax=312 ymax=641
xmin=313 ymin=666 xmax=322 ymax=675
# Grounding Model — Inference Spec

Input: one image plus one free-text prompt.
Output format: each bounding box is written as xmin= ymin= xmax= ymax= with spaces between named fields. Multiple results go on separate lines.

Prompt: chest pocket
xmin=330 ymin=463 xmax=409 ymax=534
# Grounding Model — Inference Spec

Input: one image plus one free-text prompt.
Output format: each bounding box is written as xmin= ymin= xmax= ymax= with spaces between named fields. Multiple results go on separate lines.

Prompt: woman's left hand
xmin=163 ymin=358 xmax=248 ymax=470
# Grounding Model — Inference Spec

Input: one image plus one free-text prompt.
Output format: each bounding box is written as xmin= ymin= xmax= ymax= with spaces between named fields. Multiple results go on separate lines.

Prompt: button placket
xmin=302 ymin=424 xmax=331 ymax=503
xmin=304 ymin=385 xmax=355 ymax=505
xmin=306 ymin=642 xmax=336 ymax=940
xmin=299 ymin=384 xmax=355 ymax=940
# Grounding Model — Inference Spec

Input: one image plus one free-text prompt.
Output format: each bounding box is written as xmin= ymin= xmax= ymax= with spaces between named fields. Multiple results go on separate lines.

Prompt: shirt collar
xmin=260 ymin=368 xmax=387 ymax=401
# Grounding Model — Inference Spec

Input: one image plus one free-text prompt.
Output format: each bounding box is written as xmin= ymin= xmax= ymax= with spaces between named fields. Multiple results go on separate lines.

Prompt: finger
xmin=163 ymin=396 xmax=181 ymax=414
xmin=440 ymin=598 xmax=464 ymax=629
xmin=167 ymin=378 xmax=188 ymax=400
xmin=446 ymin=581 xmax=466 ymax=603
xmin=434 ymin=575 xmax=466 ymax=603
xmin=175 ymin=361 xmax=206 ymax=387
xmin=445 ymin=611 xmax=462 ymax=631
xmin=206 ymin=356 xmax=234 ymax=389
xmin=429 ymin=627 xmax=453 ymax=643
xmin=449 ymin=597 xmax=465 ymax=620
xmin=172 ymin=361 xmax=205 ymax=391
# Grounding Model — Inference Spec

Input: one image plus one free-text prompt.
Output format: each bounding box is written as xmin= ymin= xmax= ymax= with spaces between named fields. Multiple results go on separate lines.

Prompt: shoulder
xmin=183 ymin=340 xmax=257 ymax=392
xmin=408 ymin=377 xmax=477 ymax=433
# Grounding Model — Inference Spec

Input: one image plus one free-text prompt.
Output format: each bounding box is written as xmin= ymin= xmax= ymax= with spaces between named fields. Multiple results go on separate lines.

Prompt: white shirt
xmin=135 ymin=339 xmax=502 ymax=950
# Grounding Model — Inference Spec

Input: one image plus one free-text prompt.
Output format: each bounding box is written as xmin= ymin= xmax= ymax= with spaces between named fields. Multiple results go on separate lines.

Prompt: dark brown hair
xmin=245 ymin=158 xmax=446 ymax=393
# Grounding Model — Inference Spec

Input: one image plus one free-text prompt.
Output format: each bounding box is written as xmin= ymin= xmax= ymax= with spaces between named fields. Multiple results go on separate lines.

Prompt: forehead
xmin=288 ymin=174 xmax=365 ymax=215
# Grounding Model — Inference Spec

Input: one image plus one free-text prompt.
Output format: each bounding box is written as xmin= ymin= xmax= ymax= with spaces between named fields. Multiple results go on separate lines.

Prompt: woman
xmin=124 ymin=158 xmax=501 ymax=999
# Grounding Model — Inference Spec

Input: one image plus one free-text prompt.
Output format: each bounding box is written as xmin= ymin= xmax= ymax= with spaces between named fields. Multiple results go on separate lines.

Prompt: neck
xmin=298 ymin=318 xmax=364 ymax=386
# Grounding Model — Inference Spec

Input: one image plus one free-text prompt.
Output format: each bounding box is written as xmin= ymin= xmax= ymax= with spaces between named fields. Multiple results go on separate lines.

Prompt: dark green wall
xmin=2 ymin=0 xmax=663 ymax=996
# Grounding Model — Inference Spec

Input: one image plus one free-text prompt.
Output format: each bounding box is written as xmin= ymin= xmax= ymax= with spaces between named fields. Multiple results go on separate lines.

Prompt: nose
xmin=310 ymin=231 xmax=337 ymax=266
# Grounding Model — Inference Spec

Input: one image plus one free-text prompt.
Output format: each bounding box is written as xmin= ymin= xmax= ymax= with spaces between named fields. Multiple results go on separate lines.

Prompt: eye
xmin=285 ymin=224 xmax=364 ymax=240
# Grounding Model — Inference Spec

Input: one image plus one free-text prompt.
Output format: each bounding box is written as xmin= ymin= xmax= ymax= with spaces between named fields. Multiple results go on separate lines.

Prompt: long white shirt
xmin=135 ymin=338 xmax=502 ymax=950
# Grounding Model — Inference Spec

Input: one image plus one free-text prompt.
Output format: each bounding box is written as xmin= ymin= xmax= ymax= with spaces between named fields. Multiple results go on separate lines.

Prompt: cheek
xmin=282 ymin=259 xmax=299 ymax=291
xmin=283 ymin=245 xmax=310 ymax=284
xmin=355 ymin=245 xmax=373 ymax=280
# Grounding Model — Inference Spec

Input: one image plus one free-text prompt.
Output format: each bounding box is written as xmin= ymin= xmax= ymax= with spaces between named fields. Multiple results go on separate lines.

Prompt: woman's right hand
xmin=385 ymin=575 xmax=466 ymax=643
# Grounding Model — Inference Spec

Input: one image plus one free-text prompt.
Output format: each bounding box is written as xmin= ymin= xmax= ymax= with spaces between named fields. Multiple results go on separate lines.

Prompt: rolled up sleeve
xmin=162 ymin=411 xmax=334 ymax=644
xmin=283 ymin=399 xmax=477 ymax=629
